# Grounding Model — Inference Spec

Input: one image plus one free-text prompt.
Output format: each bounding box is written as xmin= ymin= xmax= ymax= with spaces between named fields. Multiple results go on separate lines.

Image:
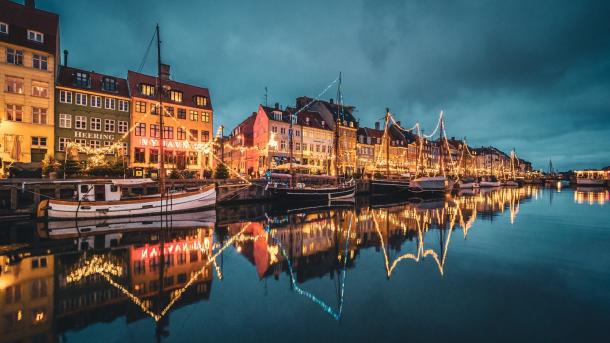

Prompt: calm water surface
xmin=1 ymin=186 xmax=609 ymax=342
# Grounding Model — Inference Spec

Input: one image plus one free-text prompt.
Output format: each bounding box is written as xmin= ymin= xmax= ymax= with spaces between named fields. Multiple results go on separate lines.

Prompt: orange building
xmin=127 ymin=65 xmax=214 ymax=178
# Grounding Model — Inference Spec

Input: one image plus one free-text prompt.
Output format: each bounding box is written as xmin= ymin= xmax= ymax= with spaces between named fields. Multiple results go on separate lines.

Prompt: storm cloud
xmin=36 ymin=0 xmax=610 ymax=170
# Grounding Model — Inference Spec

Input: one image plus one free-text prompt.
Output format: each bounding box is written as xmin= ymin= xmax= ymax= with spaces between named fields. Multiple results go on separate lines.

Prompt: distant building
xmin=127 ymin=66 xmax=214 ymax=178
xmin=295 ymin=109 xmax=333 ymax=174
xmin=0 ymin=0 xmax=59 ymax=175
xmin=226 ymin=112 xmax=257 ymax=176
xmin=252 ymin=103 xmax=298 ymax=173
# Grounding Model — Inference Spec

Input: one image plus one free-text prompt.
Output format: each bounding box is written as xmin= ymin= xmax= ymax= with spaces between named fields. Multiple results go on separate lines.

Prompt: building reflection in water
xmin=574 ymin=188 xmax=609 ymax=206
xmin=0 ymin=186 xmax=536 ymax=341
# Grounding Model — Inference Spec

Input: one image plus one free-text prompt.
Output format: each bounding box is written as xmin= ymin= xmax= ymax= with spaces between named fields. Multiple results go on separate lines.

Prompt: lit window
xmin=104 ymin=119 xmax=115 ymax=132
xmin=118 ymin=121 xmax=128 ymax=133
xmin=177 ymin=127 xmax=186 ymax=140
xmin=75 ymin=93 xmax=87 ymax=106
xmin=31 ymin=81 xmax=48 ymax=97
xmin=163 ymin=126 xmax=174 ymax=139
xmin=32 ymin=107 xmax=47 ymax=124
xmin=32 ymin=54 xmax=47 ymax=70
xmin=170 ymin=90 xmax=183 ymax=102
xmin=194 ymin=95 xmax=207 ymax=107
xmin=201 ymin=112 xmax=210 ymax=123
xmin=75 ymin=116 xmax=87 ymax=130
xmin=118 ymin=100 xmax=129 ymax=112
xmin=75 ymin=72 xmax=90 ymax=87
xmin=104 ymin=98 xmax=116 ymax=110
xmin=139 ymin=84 xmax=155 ymax=96
xmin=201 ymin=130 xmax=209 ymax=142
xmin=6 ymin=48 xmax=23 ymax=65
xmin=5 ymin=76 xmax=24 ymax=94
xmin=135 ymin=123 xmax=146 ymax=136
xmin=90 ymin=117 xmax=101 ymax=131
xmin=27 ymin=30 xmax=44 ymax=43
xmin=135 ymin=101 xmax=146 ymax=113
xmin=102 ymin=77 xmax=117 ymax=92
xmin=91 ymin=95 xmax=102 ymax=108
xmin=0 ymin=22 xmax=7 ymax=34
xmin=150 ymin=124 xmax=160 ymax=138
xmin=59 ymin=90 xmax=72 ymax=103
xmin=189 ymin=110 xmax=198 ymax=121
xmin=59 ymin=113 xmax=72 ymax=128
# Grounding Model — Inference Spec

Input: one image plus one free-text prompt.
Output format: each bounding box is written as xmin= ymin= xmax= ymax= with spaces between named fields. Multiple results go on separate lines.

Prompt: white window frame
xmin=104 ymin=119 xmax=115 ymax=133
xmin=27 ymin=30 xmax=44 ymax=43
xmin=118 ymin=100 xmax=129 ymax=112
xmin=31 ymin=81 xmax=48 ymax=97
xmin=59 ymin=113 xmax=72 ymax=128
xmin=90 ymin=117 xmax=102 ymax=131
xmin=74 ymin=138 xmax=87 ymax=146
xmin=0 ymin=22 xmax=8 ymax=35
xmin=32 ymin=107 xmax=47 ymax=125
xmin=32 ymin=54 xmax=47 ymax=70
xmin=5 ymin=76 xmax=24 ymax=94
xmin=75 ymin=116 xmax=87 ymax=130
xmin=105 ymin=97 xmax=116 ymax=110
xmin=91 ymin=95 xmax=102 ymax=108
xmin=58 ymin=137 xmax=70 ymax=152
xmin=59 ymin=90 xmax=72 ymax=103
xmin=31 ymin=136 xmax=47 ymax=147
xmin=89 ymin=140 xmax=101 ymax=149
xmin=117 ymin=121 xmax=128 ymax=134
xmin=75 ymin=93 xmax=87 ymax=106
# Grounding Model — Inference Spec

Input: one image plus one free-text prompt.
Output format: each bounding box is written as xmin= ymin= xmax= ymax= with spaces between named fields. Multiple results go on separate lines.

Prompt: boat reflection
xmin=0 ymin=187 xmax=536 ymax=341
xmin=574 ymin=187 xmax=609 ymax=206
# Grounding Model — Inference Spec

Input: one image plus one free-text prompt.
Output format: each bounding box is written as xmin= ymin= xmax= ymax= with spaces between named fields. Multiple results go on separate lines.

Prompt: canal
xmin=1 ymin=186 xmax=609 ymax=342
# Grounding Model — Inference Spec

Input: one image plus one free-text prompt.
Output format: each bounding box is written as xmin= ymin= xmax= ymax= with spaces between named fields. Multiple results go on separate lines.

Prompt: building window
xmin=6 ymin=48 xmax=23 ymax=65
xmin=189 ymin=110 xmax=198 ymax=121
xmin=280 ymin=128 xmax=286 ymax=134
xmin=75 ymin=72 xmax=90 ymax=87
xmin=133 ymin=148 xmax=146 ymax=163
xmin=164 ymin=106 xmax=174 ymax=117
xmin=32 ymin=107 xmax=47 ymax=124
xmin=189 ymin=129 xmax=198 ymax=141
xmin=150 ymin=149 xmax=159 ymax=163
xmin=280 ymin=140 xmax=286 ymax=151
xmin=31 ymin=81 xmax=48 ymax=97
xmin=90 ymin=117 xmax=102 ymax=131
xmin=194 ymin=96 xmax=207 ymax=107
xmin=118 ymin=121 xmax=128 ymax=133
xmin=89 ymin=140 xmax=100 ymax=149
xmin=295 ymin=143 xmax=300 ymax=151
xmin=91 ymin=95 xmax=102 ymax=108
xmin=271 ymin=126 xmax=277 ymax=133
xmin=75 ymin=93 xmax=87 ymax=106
xmin=5 ymin=76 xmax=24 ymax=94
xmin=201 ymin=130 xmax=209 ymax=142
xmin=139 ymin=84 xmax=155 ymax=96
xmin=164 ymin=150 xmax=175 ymax=164
xmin=170 ymin=90 xmax=183 ymax=102
xmin=188 ymin=151 xmax=198 ymax=165
xmin=295 ymin=130 xmax=300 ymax=137
xmin=105 ymin=98 xmax=116 ymax=110
xmin=135 ymin=123 xmax=146 ymax=136
xmin=176 ymin=151 xmax=186 ymax=168
xmin=59 ymin=90 xmax=72 ymax=103
xmin=59 ymin=113 xmax=72 ymax=128
xmin=0 ymin=22 xmax=7 ymax=34
xmin=119 ymin=100 xmax=129 ymax=112
xmin=150 ymin=124 xmax=160 ymax=138
xmin=177 ymin=108 xmax=186 ymax=119
xmin=58 ymin=137 xmax=70 ymax=151
xmin=104 ymin=119 xmax=115 ymax=132
xmin=74 ymin=139 xmax=85 ymax=148
xmin=32 ymin=54 xmax=47 ymax=70
xmin=163 ymin=126 xmax=174 ymax=139
xmin=102 ymin=77 xmax=117 ymax=92
xmin=27 ymin=30 xmax=44 ymax=43
xmin=151 ymin=104 xmax=159 ymax=115
xmin=75 ymin=116 xmax=87 ymax=129
xmin=177 ymin=127 xmax=186 ymax=140
xmin=31 ymin=136 xmax=47 ymax=147
xmin=135 ymin=101 xmax=146 ymax=113
xmin=201 ymin=112 xmax=210 ymax=123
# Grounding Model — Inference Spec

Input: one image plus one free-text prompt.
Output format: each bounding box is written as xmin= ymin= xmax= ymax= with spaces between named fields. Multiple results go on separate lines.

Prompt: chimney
xmin=63 ymin=50 xmax=68 ymax=67
xmin=274 ymin=102 xmax=279 ymax=110
xmin=25 ymin=0 xmax=35 ymax=8
xmin=375 ymin=122 xmax=380 ymax=130
xmin=160 ymin=64 xmax=170 ymax=80
xmin=329 ymin=98 xmax=334 ymax=104
xmin=321 ymin=120 xmax=325 ymax=128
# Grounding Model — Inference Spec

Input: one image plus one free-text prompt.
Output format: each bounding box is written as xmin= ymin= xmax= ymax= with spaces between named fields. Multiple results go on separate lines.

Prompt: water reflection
xmin=574 ymin=187 xmax=609 ymax=205
xmin=0 ymin=186 xmax=538 ymax=341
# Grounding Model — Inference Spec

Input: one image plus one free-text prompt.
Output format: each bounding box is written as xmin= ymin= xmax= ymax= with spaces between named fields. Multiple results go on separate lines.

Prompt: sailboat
xmin=410 ymin=113 xmax=450 ymax=196
xmin=370 ymin=109 xmax=411 ymax=196
xmin=504 ymin=150 xmax=519 ymax=187
xmin=37 ymin=25 xmax=216 ymax=220
xmin=266 ymin=73 xmax=356 ymax=202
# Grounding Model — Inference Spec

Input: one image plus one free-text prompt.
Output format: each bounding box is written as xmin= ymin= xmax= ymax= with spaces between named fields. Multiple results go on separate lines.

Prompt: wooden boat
xmin=479 ymin=176 xmax=501 ymax=187
xmin=575 ymin=170 xmax=607 ymax=186
xmin=410 ymin=176 xmax=449 ymax=196
xmin=504 ymin=180 xmax=519 ymax=187
xmin=456 ymin=177 xmax=479 ymax=189
xmin=37 ymin=179 xmax=216 ymax=220
xmin=266 ymin=179 xmax=355 ymax=202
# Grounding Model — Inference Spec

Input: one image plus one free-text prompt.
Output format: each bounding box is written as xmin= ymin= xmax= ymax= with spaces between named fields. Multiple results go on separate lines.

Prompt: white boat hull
xmin=504 ymin=181 xmax=519 ymax=187
xmin=411 ymin=177 xmax=449 ymax=192
xmin=480 ymin=181 xmax=502 ymax=187
xmin=458 ymin=182 xmax=479 ymax=189
xmin=576 ymin=178 xmax=606 ymax=186
xmin=39 ymin=186 xmax=216 ymax=220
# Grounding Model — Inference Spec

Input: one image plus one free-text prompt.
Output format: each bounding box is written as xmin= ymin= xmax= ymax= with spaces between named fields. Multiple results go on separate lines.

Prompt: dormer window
xmin=139 ymin=84 xmax=155 ymax=96
xmin=102 ymin=77 xmax=117 ymax=92
xmin=74 ymin=72 xmax=90 ymax=88
xmin=273 ymin=112 xmax=282 ymax=121
xmin=27 ymin=30 xmax=44 ymax=43
xmin=0 ymin=22 xmax=7 ymax=35
xmin=170 ymin=90 xmax=182 ymax=102
xmin=194 ymin=95 xmax=207 ymax=107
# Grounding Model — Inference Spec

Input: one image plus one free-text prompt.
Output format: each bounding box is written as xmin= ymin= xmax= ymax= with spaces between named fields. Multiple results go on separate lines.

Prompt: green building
xmin=55 ymin=63 xmax=130 ymax=167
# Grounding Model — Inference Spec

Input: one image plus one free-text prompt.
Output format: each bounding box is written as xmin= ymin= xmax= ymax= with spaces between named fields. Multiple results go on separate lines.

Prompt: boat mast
xmin=385 ymin=108 xmax=390 ymax=178
xmin=289 ymin=109 xmax=294 ymax=188
xmin=439 ymin=115 xmax=445 ymax=177
xmin=334 ymin=72 xmax=342 ymax=186
xmin=156 ymin=24 xmax=166 ymax=196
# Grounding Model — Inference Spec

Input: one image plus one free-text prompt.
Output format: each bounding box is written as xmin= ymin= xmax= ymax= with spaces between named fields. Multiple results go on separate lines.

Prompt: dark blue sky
xmin=34 ymin=0 xmax=610 ymax=170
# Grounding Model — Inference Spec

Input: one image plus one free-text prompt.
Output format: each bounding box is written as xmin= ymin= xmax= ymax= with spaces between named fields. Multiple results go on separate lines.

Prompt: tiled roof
xmin=260 ymin=105 xmax=292 ymax=124
xmin=127 ymin=70 xmax=213 ymax=110
xmin=0 ymin=0 xmax=59 ymax=55
xmin=295 ymin=109 xmax=332 ymax=130
xmin=57 ymin=65 xmax=129 ymax=98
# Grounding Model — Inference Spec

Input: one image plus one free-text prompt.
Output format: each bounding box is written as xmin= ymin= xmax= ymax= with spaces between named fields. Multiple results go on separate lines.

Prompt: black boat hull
xmin=370 ymin=180 xmax=412 ymax=196
xmin=268 ymin=185 xmax=356 ymax=202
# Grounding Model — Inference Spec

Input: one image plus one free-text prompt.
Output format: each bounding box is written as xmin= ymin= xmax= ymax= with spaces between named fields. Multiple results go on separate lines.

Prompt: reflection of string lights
xmin=65 ymin=255 xmax=124 ymax=283
xmin=574 ymin=190 xmax=609 ymax=206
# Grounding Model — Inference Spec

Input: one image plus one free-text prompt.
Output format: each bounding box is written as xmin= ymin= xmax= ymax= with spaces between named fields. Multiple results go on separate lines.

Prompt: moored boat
xmin=266 ymin=179 xmax=356 ymax=202
xmin=575 ymin=170 xmax=607 ymax=187
xmin=456 ymin=177 xmax=479 ymax=189
xmin=410 ymin=176 xmax=449 ymax=196
xmin=479 ymin=176 xmax=501 ymax=187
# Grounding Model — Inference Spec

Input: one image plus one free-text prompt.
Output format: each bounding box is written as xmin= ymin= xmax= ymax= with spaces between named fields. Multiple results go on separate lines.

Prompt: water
xmin=1 ymin=186 xmax=609 ymax=342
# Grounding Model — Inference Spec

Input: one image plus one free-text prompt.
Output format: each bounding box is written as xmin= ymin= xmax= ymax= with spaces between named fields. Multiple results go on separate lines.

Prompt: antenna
xmin=264 ymin=86 xmax=268 ymax=107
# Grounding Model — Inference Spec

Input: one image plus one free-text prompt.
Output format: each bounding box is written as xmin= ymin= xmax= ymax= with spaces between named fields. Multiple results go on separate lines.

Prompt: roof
xmin=127 ymin=70 xmax=213 ymax=110
xmin=295 ymin=109 xmax=331 ymax=130
xmin=296 ymin=96 xmax=358 ymax=127
xmin=358 ymin=124 xmax=416 ymax=146
xmin=0 ymin=1 xmax=59 ymax=56
xmin=260 ymin=105 xmax=292 ymax=124
xmin=57 ymin=65 xmax=130 ymax=98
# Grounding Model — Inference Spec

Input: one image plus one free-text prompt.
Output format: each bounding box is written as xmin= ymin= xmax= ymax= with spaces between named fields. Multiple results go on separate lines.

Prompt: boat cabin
xmin=76 ymin=179 xmax=155 ymax=202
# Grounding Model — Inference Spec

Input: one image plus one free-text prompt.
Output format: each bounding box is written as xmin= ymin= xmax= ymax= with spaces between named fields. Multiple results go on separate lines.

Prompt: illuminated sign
xmin=133 ymin=238 xmax=211 ymax=261
xmin=75 ymin=131 xmax=116 ymax=140
xmin=139 ymin=138 xmax=209 ymax=151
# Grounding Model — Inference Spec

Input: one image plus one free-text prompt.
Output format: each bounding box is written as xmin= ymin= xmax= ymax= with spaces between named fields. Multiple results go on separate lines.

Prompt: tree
xmin=60 ymin=156 xmax=82 ymax=178
xmin=214 ymin=163 xmax=229 ymax=179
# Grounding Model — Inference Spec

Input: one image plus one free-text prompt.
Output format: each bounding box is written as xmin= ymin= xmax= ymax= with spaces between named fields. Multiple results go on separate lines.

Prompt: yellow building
xmin=296 ymin=110 xmax=334 ymax=174
xmin=0 ymin=1 xmax=59 ymax=176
